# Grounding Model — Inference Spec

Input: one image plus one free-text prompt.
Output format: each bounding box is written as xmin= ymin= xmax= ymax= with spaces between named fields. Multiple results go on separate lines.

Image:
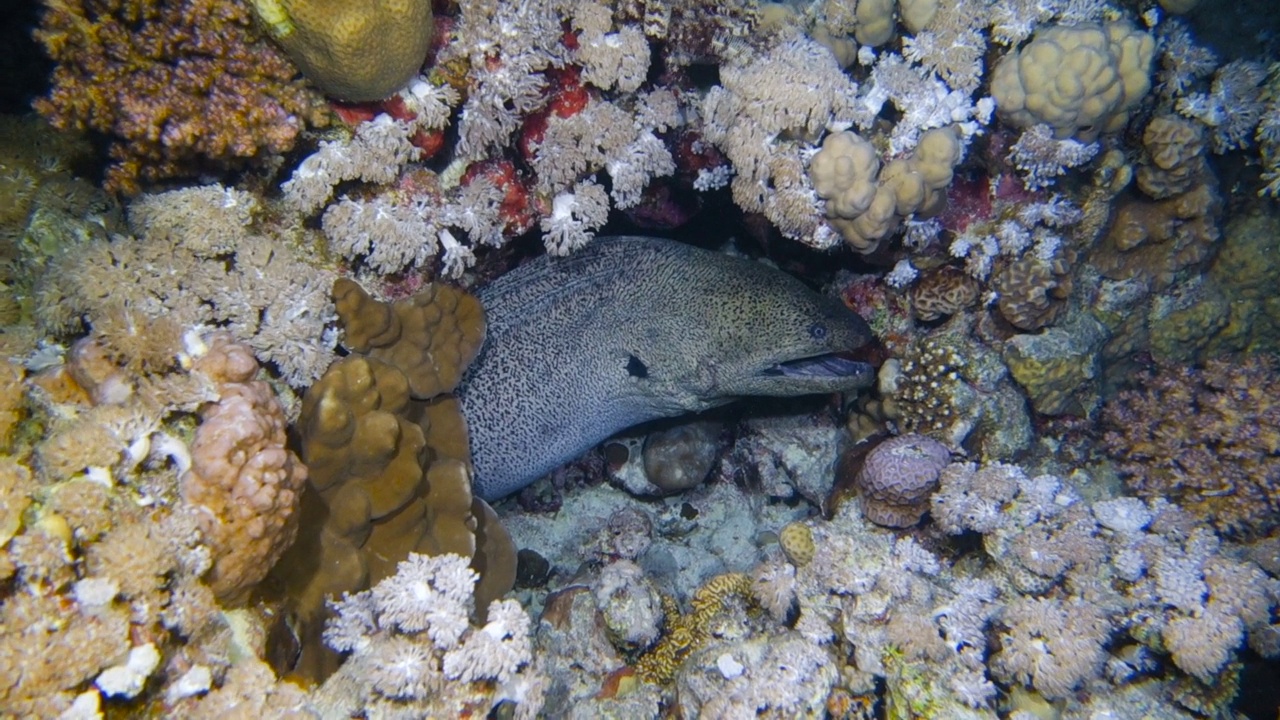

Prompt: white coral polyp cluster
xmin=991 ymin=21 xmax=1155 ymax=141
xmin=540 ymin=180 xmax=610 ymax=255
xmin=320 ymin=553 xmax=544 ymax=719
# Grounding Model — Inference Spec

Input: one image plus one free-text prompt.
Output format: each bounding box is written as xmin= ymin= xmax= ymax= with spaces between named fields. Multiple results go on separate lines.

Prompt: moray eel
xmin=457 ymin=236 xmax=876 ymax=501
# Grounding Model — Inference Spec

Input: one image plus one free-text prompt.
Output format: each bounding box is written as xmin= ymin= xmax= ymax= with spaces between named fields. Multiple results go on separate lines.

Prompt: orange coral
xmin=33 ymin=0 xmax=330 ymax=193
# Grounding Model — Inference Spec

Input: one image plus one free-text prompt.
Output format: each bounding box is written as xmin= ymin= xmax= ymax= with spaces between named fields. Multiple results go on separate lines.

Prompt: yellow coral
xmin=779 ymin=521 xmax=816 ymax=567
xmin=252 ymin=0 xmax=434 ymax=101
xmin=635 ymin=572 xmax=752 ymax=684
xmin=811 ymin=127 xmax=962 ymax=254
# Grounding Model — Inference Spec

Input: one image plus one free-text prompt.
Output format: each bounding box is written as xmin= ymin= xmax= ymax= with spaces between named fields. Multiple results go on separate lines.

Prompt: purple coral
xmin=856 ymin=434 xmax=952 ymax=527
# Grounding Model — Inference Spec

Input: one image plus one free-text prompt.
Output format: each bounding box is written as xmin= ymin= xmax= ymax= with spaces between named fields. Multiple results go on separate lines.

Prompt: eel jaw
xmin=761 ymin=351 xmax=875 ymax=382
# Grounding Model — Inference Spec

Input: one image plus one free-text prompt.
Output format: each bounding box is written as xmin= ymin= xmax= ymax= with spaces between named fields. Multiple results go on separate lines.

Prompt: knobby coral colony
xmin=3 ymin=0 xmax=1280 ymax=716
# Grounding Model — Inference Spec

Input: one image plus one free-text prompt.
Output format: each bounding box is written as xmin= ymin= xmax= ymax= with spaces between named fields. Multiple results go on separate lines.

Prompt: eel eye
xmin=808 ymin=322 xmax=828 ymax=341
xmin=626 ymin=354 xmax=649 ymax=378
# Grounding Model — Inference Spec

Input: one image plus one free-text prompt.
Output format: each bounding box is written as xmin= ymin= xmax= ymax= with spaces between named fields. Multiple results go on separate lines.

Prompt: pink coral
xmin=856 ymin=433 xmax=952 ymax=527
xmin=179 ymin=333 xmax=307 ymax=603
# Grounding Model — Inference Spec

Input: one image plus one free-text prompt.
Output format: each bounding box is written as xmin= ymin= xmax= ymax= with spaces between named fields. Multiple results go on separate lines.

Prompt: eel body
xmin=457 ymin=236 xmax=875 ymax=501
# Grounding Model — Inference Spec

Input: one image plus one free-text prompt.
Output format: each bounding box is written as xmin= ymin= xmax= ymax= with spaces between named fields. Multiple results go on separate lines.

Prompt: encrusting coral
xmin=251 ymin=0 xmax=434 ymax=101
xmin=283 ymin=277 xmax=515 ymax=680
xmin=33 ymin=0 xmax=330 ymax=193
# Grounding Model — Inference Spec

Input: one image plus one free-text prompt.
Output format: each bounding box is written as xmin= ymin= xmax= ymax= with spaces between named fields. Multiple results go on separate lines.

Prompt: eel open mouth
xmin=762 ymin=351 xmax=875 ymax=379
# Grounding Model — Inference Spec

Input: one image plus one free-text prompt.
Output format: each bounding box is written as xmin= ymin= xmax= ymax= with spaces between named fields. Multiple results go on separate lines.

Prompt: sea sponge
xmin=251 ymin=0 xmax=434 ymax=101
xmin=284 ymin=278 xmax=512 ymax=680
xmin=991 ymin=21 xmax=1155 ymax=141
xmin=856 ymin=434 xmax=951 ymax=528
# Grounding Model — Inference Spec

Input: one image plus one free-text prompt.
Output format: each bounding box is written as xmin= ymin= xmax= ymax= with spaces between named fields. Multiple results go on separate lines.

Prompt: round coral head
xmin=254 ymin=0 xmax=434 ymax=101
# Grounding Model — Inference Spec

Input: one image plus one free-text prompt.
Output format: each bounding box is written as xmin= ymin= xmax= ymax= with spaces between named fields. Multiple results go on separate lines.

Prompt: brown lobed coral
xmin=992 ymin=246 xmax=1077 ymax=331
xmin=281 ymin=277 xmax=512 ymax=680
xmin=1102 ymin=356 xmax=1280 ymax=536
xmin=33 ymin=0 xmax=330 ymax=193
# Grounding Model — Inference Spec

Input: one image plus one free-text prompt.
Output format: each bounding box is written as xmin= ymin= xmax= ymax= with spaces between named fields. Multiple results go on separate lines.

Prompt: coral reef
xmin=33 ymin=0 xmax=329 ymax=193
xmin=1102 ymin=356 xmax=1280 ymax=537
xmin=7 ymin=0 xmax=1280 ymax=716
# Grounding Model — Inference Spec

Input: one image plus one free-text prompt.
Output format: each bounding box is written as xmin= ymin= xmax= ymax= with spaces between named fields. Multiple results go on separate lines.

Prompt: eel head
xmin=706 ymin=283 xmax=878 ymax=400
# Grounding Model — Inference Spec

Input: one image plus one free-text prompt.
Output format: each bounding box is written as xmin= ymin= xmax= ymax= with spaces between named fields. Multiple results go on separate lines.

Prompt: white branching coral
xmin=607 ymin=130 xmax=676 ymax=209
xmin=885 ymin=259 xmax=920 ymax=289
xmin=1177 ymin=59 xmax=1268 ymax=153
xmin=445 ymin=0 xmax=570 ymax=159
xmin=700 ymin=35 xmax=868 ymax=246
xmin=1008 ymin=124 xmax=1101 ymax=190
xmin=898 ymin=0 xmax=991 ymax=93
xmin=540 ymin=179 xmax=610 ymax=255
xmin=316 ymin=553 xmax=545 ymax=719
xmin=992 ymin=596 xmax=1110 ymax=699
xmin=572 ymin=0 xmax=650 ymax=92
xmin=321 ymin=196 xmax=442 ymax=275
xmin=282 ymin=114 xmax=419 ymax=214
xmin=861 ymin=53 xmax=993 ymax=155
xmin=1155 ymin=20 xmax=1218 ymax=97
xmin=54 ymin=185 xmax=337 ymax=387
xmin=988 ymin=0 xmax=1108 ymax=47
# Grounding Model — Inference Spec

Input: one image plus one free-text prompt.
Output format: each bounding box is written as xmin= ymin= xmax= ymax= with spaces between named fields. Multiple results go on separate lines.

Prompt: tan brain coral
xmin=252 ymin=0 xmax=434 ymax=101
